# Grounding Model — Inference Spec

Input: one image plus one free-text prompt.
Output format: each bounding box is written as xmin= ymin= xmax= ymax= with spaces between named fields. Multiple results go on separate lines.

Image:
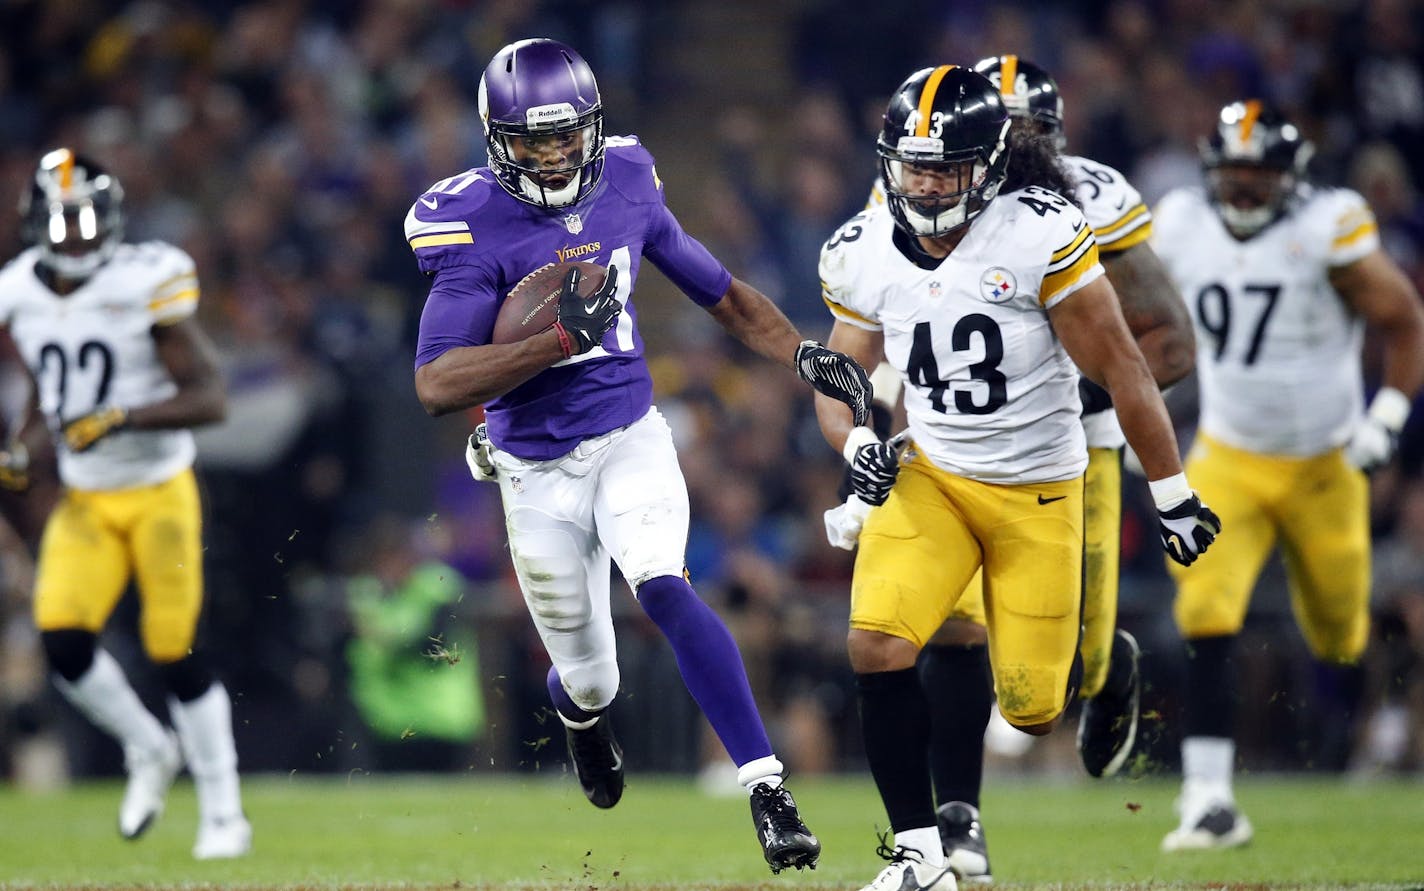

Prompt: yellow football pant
xmin=1169 ymin=434 xmax=1369 ymax=662
xmin=852 ymin=450 xmax=1084 ymax=727
xmin=944 ymin=447 xmax=1121 ymax=697
xmin=34 ymin=468 xmax=204 ymax=663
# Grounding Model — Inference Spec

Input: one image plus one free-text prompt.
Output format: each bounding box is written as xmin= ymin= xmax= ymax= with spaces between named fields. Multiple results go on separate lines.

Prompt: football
xmin=491 ymin=261 xmax=609 ymax=344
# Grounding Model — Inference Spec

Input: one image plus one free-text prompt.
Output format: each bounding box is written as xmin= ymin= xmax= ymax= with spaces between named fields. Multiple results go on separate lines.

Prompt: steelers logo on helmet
xmin=1200 ymin=99 xmax=1313 ymax=238
xmin=478 ymin=38 xmax=606 ymax=210
xmin=19 ymin=148 xmax=125 ymax=280
xmin=877 ymin=66 xmax=1012 ymax=239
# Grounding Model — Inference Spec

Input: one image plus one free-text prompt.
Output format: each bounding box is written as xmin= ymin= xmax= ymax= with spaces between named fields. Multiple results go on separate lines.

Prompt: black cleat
xmin=749 ymin=782 xmax=820 ymax=873
xmin=565 ymin=715 xmax=624 ymax=809
xmin=937 ymin=800 xmax=991 ymax=883
xmin=1077 ymin=628 xmax=1141 ymax=778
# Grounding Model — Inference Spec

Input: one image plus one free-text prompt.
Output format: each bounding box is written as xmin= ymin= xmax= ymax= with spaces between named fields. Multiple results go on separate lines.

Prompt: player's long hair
xmin=1000 ymin=129 xmax=1077 ymax=206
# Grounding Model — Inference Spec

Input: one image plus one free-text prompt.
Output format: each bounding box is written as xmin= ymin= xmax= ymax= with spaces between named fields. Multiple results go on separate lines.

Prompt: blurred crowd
xmin=1 ymin=0 xmax=1423 ymax=787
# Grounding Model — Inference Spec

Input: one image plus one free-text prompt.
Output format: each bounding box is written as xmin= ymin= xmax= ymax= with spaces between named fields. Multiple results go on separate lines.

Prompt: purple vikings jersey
xmin=406 ymin=137 xmax=731 ymax=460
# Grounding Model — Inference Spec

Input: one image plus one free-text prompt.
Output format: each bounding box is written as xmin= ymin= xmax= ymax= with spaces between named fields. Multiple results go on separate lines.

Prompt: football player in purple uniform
xmin=405 ymin=38 xmax=872 ymax=874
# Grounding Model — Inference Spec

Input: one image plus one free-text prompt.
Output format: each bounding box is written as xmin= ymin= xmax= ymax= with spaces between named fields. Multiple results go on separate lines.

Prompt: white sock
xmin=1182 ymin=735 xmax=1234 ymax=802
xmin=895 ymin=827 xmax=945 ymax=868
xmin=169 ymin=683 xmax=243 ymax=823
xmin=736 ymin=755 xmax=784 ymax=792
xmin=54 ymin=649 xmax=169 ymax=759
xmin=556 ymin=712 xmax=600 ymax=731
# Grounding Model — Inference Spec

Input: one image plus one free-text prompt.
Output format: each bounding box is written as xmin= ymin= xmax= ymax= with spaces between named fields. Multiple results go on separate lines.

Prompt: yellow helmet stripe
xmin=915 ymin=65 xmax=956 ymax=136
xmin=1000 ymin=55 xmax=1019 ymax=98
xmin=1239 ymin=99 xmax=1262 ymax=143
xmin=57 ymin=149 xmax=74 ymax=192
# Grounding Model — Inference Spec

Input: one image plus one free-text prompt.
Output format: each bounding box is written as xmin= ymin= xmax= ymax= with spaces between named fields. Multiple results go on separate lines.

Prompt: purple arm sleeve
xmin=414 ymin=264 xmax=501 ymax=369
xmin=642 ymin=202 xmax=732 ymax=307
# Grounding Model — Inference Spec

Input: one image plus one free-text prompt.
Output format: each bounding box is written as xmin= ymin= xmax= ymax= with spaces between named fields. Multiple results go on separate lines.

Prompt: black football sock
xmin=857 ymin=667 xmax=935 ymax=832
xmin=1183 ymin=634 xmax=1237 ymax=739
xmin=918 ymin=643 xmax=993 ymax=809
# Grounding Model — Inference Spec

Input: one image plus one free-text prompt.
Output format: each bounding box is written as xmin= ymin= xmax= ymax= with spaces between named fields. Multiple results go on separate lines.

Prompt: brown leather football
xmin=491 ymin=261 xmax=608 ymax=344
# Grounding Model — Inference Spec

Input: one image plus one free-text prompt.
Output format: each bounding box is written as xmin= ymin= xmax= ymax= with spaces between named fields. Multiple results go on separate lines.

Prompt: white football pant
xmin=490 ymin=407 xmax=690 ymax=714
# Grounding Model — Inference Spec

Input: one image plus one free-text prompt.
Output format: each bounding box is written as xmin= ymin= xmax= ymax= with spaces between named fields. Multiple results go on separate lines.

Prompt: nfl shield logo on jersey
xmin=563 ymin=213 xmax=583 ymax=235
xmin=980 ymin=267 xmax=1017 ymax=303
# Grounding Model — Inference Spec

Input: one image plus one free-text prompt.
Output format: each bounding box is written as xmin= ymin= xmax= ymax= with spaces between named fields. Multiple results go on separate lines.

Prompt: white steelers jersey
xmin=1062 ymin=153 xmax=1153 ymax=450
xmin=822 ymin=187 xmax=1103 ymax=483
xmin=0 ymin=242 xmax=199 ymax=489
xmin=1151 ymin=184 xmax=1379 ymax=456
xmin=869 ymin=158 xmax=1150 ymax=451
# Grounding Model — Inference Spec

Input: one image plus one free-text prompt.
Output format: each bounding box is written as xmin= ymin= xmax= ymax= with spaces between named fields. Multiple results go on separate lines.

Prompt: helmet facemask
xmin=878 ymin=124 xmax=1011 ymax=238
xmin=484 ymin=110 xmax=604 ymax=208
xmin=21 ymin=149 xmax=124 ymax=280
xmin=478 ymin=39 xmax=607 ymax=210
xmin=1204 ymin=163 xmax=1298 ymax=238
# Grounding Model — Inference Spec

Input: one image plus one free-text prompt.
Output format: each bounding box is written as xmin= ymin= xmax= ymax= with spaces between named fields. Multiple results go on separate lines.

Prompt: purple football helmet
xmin=478 ymin=38 xmax=605 ymax=209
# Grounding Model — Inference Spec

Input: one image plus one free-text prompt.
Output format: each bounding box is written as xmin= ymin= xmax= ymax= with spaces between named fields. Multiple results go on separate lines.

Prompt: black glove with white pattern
xmin=849 ymin=439 xmax=900 ymax=506
xmin=1158 ymin=494 xmax=1221 ymax=566
xmin=795 ymin=340 xmax=872 ymax=427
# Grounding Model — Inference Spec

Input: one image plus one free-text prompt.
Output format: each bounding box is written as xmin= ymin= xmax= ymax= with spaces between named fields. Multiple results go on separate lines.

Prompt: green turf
xmin=0 ymin=772 xmax=1421 ymax=889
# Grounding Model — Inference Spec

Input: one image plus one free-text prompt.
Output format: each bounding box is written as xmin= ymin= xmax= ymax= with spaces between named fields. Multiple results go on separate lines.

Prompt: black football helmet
xmin=1200 ymin=100 xmax=1312 ymax=237
xmin=877 ymin=66 xmax=1011 ymax=238
xmin=973 ymin=54 xmax=1064 ymax=147
xmin=478 ymin=38 xmax=605 ymax=209
xmin=19 ymin=148 xmax=125 ymax=279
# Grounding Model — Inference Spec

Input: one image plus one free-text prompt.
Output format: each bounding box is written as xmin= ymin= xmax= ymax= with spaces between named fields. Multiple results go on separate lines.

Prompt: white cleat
xmin=194 ymin=814 xmax=253 ymax=859
xmin=1162 ymin=803 xmax=1253 ymax=851
xmin=859 ymin=848 xmax=957 ymax=891
xmin=119 ymin=731 xmax=183 ymax=840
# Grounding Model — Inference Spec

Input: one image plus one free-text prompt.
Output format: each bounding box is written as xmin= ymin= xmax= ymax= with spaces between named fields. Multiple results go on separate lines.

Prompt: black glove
xmin=1078 ymin=377 xmax=1113 ymax=416
xmin=849 ymin=439 xmax=900 ymax=506
xmin=795 ymin=340 xmax=871 ymax=426
xmin=1158 ymin=494 xmax=1221 ymax=566
xmin=554 ymin=265 xmax=620 ymax=357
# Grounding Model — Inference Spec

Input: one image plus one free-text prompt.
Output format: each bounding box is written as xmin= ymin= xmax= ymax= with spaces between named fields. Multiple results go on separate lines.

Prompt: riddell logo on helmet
xmin=526 ymin=103 xmax=578 ymax=126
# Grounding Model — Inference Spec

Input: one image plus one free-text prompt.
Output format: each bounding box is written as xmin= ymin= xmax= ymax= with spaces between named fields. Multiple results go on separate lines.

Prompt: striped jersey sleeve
xmin=1040 ymin=221 xmax=1101 ymax=308
xmin=1323 ymin=189 xmax=1379 ymax=267
xmin=146 ymin=246 xmax=199 ymax=325
xmin=1064 ymin=155 xmax=1152 ymax=256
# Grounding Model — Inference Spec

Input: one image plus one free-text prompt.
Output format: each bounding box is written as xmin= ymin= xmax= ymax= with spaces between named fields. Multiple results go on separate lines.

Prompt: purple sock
xmin=546 ymin=666 xmax=602 ymax=723
xmin=636 ymin=574 xmax=772 ymax=765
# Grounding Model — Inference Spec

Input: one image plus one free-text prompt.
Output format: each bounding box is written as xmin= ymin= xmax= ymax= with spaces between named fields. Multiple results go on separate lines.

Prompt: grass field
xmin=1 ymin=772 xmax=1421 ymax=889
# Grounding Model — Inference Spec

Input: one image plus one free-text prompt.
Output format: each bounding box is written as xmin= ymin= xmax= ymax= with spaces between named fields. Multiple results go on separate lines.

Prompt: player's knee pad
xmin=157 ymin=652 xmax=215 ymax=703
xmin=995 ymin=662 xmax=1071 ymax=730
xmin=557 ymin=658 xmax=619 ymax=713
xmin=40 ymin=629 xmax=97 ymax=682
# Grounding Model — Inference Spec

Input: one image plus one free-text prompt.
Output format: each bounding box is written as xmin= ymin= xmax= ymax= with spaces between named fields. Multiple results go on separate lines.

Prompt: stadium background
xmin=0 ymin=0 xmax=1421 ymax=792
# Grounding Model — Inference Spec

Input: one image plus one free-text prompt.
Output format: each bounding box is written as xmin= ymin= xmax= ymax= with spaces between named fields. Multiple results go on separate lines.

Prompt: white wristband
xmin=1368 ymin=387 xmax=1412 ymax=434
xmin=842 ymin=426 xmax=880 ymax=464
xmin=1149 ymin=472 xmax=1193 ymax=511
